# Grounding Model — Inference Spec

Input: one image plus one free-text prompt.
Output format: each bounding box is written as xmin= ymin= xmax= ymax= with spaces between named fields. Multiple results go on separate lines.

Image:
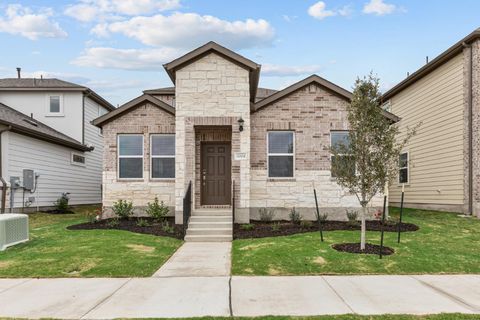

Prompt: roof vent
xmin=16 ymin=67 xmax=21 ymax=79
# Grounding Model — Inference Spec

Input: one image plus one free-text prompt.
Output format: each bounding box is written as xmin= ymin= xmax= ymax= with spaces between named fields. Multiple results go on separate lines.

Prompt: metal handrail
xmin=232 ymin=180 xmax=235 ymax=228
xmin=183 ymin=181 xmax=192 ymax=237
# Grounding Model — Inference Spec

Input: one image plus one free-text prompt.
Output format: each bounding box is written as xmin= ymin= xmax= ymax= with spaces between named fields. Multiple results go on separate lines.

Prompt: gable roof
xmin=163 ymin=41 xmax=261 ymax=102
xmin=0 ymin=78 xmax=115 ymax=111
xmin=383 ymin=28 xmax=480 ymax=101
xmin=92 ymin=94 xmax=175 ymax=127
xmin=252 ymin=74 xmax=400 ymax=123
xmin=0 ymin=102 xmax=93 ymax=151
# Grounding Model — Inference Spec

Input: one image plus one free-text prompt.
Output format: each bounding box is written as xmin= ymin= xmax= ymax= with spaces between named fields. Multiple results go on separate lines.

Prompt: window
xmin=118 ymin=135 xmax=143 ymax=179
xmin=71 ymin=153 xmax=86 ymax=166
xmin=98 ymin=106 xmax=108 ymax=117
xmin=46 ymin=94 xmax=63 ymax=116
xmin=268 ymin=131 xmax=294 ymax=178
xmin=151 ymin=134 xmax=175 ymax=179
xmin=331 ymin=131 xmax=355 ymax=178
xmin=399 ymin=152 xmax=409 ymax=183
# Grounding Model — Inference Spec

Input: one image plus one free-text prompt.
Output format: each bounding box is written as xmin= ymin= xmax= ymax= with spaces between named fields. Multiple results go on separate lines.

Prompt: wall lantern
xmin=238 ymin=117 xmax=245 ymax=132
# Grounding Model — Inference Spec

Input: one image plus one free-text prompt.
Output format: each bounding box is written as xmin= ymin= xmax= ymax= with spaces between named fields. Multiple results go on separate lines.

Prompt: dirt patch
xmin=268 ymin=267 xmax=283 ymax=275
xmin=127 ymin=244 xmax=155 ymax=253
xmin=41 ymin=209 xmax=75 ymax=214
xmin=64 ymin=259 xmax=99 ymax=275
xmin=67 ymin=217 xmax=183 ymax=239
xmin=313 ymin=256 xmax=327 ymax=265
xmin=234 ymin=220 xmax=419 ymax=239
xmin=239 ymin=242 xmax=275 ymax=251
xmin=332 ymin=243 xmax=395 ymax=256
xmin=0 ymin=261 xmax=14 ymax=269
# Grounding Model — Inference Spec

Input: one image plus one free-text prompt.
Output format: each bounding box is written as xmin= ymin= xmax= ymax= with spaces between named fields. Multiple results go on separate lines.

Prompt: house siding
xmin=250 ymin=83 xmax=382 ymax=220
xmin=101 ymin=102 xmax=176 ymax=215
xmin=388 ymin=53 xmax=466 ymax=211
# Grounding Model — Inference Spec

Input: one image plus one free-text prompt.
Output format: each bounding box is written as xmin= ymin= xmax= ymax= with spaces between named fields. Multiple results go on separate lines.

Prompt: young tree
xmin=331 ymin=73 xmax=417 ymax=250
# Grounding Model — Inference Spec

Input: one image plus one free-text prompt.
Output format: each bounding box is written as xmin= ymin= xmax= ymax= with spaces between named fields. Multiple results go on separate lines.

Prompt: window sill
xmin=117 ymin=179 xmax=144 ymax=182
xmin=267 ymin=178 xmax=296 ymax=182
xmin=149 ymin=178 xmax=175 ymax=182
xmin=45 ymin=113 xmax=65 ymax=117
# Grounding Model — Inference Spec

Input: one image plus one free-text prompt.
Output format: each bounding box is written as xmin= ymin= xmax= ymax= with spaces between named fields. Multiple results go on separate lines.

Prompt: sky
xmin=0 ymin=0 xmax=478 ymax=106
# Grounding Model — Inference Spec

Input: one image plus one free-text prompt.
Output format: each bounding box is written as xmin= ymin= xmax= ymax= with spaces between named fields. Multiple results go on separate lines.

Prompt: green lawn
xmin=122 ymin=315 xmax=480 ymax=320
xmin=232 ymin=207 xmax=480 ymax=275
xmin=0 ymin=206 xmax=182 ymax=277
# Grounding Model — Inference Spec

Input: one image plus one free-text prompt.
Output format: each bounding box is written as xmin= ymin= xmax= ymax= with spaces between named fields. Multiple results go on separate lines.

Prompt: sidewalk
xmin=0 ymin=275 xmax=479 ymax=319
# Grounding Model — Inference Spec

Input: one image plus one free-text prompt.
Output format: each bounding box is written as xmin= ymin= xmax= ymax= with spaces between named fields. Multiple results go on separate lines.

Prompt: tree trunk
xmin=360 ymin=204 xmax=367 ymax=250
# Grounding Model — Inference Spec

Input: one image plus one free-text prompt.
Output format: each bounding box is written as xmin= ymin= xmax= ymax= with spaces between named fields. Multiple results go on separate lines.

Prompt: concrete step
xmin=186 ymin=228 xmax=232 ymax=236
xmin=188 ymin=221 xmax=232 ymax=229
xmin=190 ymin=215 xmax=232 ymax=223
xmin=192 ymin=210 xmax=232 ymax=217
xmin=185 ymin=234 xmax=233 ymax=242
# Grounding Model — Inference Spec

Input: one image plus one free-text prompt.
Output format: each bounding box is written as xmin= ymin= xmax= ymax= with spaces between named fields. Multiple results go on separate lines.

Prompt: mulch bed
xmin=41 ymin=209 xmax=75 ymax=214
xmin=67 ymin=217 xmax=184 ymax=239
xmin=332 ymin=242 xmax=395 ymax=255
xmin=234 ymin=220 xmax=419 ymax=239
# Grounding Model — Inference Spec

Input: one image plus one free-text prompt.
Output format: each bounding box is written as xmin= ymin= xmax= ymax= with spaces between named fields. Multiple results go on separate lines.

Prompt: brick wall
xmin=101 ymin=103 xmax=176 ymax=214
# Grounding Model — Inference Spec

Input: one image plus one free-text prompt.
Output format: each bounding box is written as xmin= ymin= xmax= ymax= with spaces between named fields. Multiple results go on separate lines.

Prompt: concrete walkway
xmin=0 ymin=275 xmax=479 ymax=318
xmin=152 ymin=242 xmax=231 ymax=277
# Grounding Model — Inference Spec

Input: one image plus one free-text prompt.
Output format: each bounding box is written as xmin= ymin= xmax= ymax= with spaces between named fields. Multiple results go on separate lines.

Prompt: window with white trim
xmin=399 ymin=152 xmax=409 ymax=183
xmin=118 ymin=134 xmax=143 ymax=179
xmin=71 ymin=152 xmax=86 ymax=166
xmin=330 ymin=131 xmax=355 ymax=178
xmin=267 ymin=131 xmax=294 ymax=178
xmin=46 ymin=94 xmax=63 ymax=116
xmin=151 ymin=134 xmax=175 ymax=179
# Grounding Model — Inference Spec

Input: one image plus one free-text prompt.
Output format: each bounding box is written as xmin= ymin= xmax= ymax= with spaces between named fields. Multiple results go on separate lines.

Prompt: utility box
xmin=23 ymin=169 xmax=35 ymax=191
xmin=0 ymin=214 xmax=29 ymax=251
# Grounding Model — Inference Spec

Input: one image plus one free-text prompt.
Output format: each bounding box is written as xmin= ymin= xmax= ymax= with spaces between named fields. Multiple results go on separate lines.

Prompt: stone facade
xmin=250 ymin=83 xmax=382 ymax=221
xmin=101 ymin=103 xmax=176 ymax=216
xmin=174 ymin=53 xmax=251 ymax=223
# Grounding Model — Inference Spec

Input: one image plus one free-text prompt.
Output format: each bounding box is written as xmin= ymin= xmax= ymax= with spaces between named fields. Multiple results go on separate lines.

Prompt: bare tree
xmin=331 ymin=73 xmax=418 ymax=250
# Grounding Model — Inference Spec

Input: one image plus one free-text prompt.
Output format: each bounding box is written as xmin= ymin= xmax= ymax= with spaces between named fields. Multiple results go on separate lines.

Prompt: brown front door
xmin=201 ymin=142 xmax=231 ymax=205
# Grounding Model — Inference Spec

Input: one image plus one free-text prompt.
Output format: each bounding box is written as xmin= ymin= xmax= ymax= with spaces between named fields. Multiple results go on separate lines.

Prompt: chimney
xmin=16 ymin=67 xmax=21 ymax=79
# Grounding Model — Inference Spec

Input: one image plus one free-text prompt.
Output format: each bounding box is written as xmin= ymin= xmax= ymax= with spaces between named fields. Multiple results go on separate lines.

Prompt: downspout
xmin=463 ymin=42 xmax=474 ymax=215
xmin=0 ymin=125 xmax=12 ymax=213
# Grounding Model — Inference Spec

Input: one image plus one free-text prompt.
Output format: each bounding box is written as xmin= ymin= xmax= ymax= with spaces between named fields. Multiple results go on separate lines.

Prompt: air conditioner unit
xmin=0 ymin=214 xmax=29 ymax=251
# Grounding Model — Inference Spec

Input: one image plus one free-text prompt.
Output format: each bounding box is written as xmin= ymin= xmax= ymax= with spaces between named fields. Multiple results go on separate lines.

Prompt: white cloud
xmin=72 ymin=46 xmax=182 ymax=70
xmin=22 ymin=70 xmax=90 ymax=84
xmin=262 ymin=64 xmax=321 ymax=77
xmin=0 ymin=4 xmax=67 ymax=40
xmin=308 ymin=2 xmax=336 ymax=20
xmin=94 ymin=12 xmax=275 ymax=50
xmin=308 ymin=2 xmax=352 ymax=20
xmin=64 ymin=0 xmax=181 ymax=22
xmin=363 ymin=0 xmax=396 ymax=15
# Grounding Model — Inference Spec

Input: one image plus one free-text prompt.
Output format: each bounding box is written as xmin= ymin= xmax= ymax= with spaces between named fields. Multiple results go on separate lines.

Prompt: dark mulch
xmin=41 ymin=209 xmax=75 ymax=214
xmin=67 ymin=217 xmax=184 ymax=239
xmin=234 ymin=220 xmax=419 ymax=239
xmin=332 ymin=242 xmax=395 ymax=255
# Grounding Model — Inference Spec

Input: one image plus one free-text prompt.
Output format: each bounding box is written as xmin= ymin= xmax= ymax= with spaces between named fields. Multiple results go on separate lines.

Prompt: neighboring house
xmin=93 ymin=41 xmax=398 ymax=238
xmin=0 ymin=76 xmax=114 ymax=211
xmin=384 ymin=28 xmax=480 ymax=217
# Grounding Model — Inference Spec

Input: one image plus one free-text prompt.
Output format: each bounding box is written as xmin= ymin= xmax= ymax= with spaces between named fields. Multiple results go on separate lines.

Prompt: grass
xmin=0 ymin=206 xmax=182 ymax=278
xmin=117 ymin=315 xmax=480 ymax=320
xmin=232 ymin=207 xmax=480 ymax=275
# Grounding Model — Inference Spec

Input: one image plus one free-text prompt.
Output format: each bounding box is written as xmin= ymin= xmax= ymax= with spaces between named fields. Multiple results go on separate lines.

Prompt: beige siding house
xmin=93 ymin=42 xmax=397 ymax=241
xmin=384 ymin=28 xmax=480 ymax=217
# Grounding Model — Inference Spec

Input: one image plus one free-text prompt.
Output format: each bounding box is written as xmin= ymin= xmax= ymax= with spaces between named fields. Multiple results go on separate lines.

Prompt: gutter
xmin=464 ymin=42 xmax=474 ymax=215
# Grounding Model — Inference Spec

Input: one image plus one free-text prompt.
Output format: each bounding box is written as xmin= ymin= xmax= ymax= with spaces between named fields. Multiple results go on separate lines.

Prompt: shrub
xmin=161 ymin=220 xmax=174 ymax=234
xmin=289 ymin=207 xmax=302 ymax=224
xmin=53 ymin=193 xmax=69 ymax=213
xmin=346 ymin=209 xmax=359 ymax=225
xmin=259 ymin=208 xmax=275 ymax=222
xmin=106 ymin=218 xmax=119 ymax=228
xmin=271 ymin=222 xmax=281 ymax=232
xmin=136 ymin=218 xmax=151 ymax=227
xmin=112 ymin=200 xmax=134 ymax=219
xmin=146 ymin=197 xmax=169 ymax=221
xmin=87 ymin=208 xmax=102 ymax=224
xmin=318 ymin=212 xmax=328 ymax=223
xmin=240 ymin=223 xmax=254 ymax=231
xmin=300 ymin=220 xmax=312 ymax=228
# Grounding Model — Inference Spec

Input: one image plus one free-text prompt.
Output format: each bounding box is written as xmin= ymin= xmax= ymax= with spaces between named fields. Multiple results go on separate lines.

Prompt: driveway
xmin=0 ymin=275 xmax=479 ymax=318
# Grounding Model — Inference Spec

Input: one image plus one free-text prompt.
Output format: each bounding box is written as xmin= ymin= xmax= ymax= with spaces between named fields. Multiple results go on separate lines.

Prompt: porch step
xmin=186 ymin=228 xmax=232 ymax=236
xmin=192 ymin=209 xmax=231 ymax=216
xmin=190 ymin=215 xmax=232 ymax=223
xmin=188 ymin=221 xmax=232 ymax=229
xmin=184 ymin=234 xmax=233 ymax=242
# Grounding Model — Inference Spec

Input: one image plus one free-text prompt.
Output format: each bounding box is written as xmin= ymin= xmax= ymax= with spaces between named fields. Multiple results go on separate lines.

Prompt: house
xmin=93 ymin=42 xmax=398 ymax=240
xmin=0 ymin=75 xmax=114 ymax=211
xmin=384 ymin=28 xmax=480 ymax=218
